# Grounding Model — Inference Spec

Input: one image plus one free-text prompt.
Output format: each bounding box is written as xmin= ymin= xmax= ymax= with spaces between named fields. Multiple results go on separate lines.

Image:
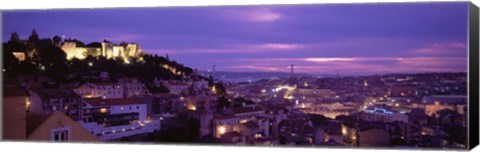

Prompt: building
xmin=183 ymin=94 xmax=217 ymax=111
xmin=26 ymin=111 xmax=100 ymax=142
xmin=361 ymin=107 xmax=408 ymax=123
xmin=162 ymin=80 xmax=189 ymax=95
xmin=356 ymin=122 xmax=391 ymax=147
xmin=277 ymin=117 xmax=315 ymax=145
xmin=3 ymin=86 xmax=29 ymax=140
xmin=61 ymin=39 xmax=142 ymax=61
xmin=184 ymin=109 xmax=214 ymax=137
xmin=74 ymin=82 xmax=124 ymax=99
xmin=136 ymin=93 xmax=180 ymax=118
xmin=119 ymin=77 xmax=148 ymax=98
xmin=214 ymin=115 xmax=239 ymax=138
xmin=260 ymin=103 xmax=291 ymax=138
xmin=422 ymin=95 xmax=467 ymax=116
xmin=220 ymin=131 xmax=246 ymax=145
xmin=389 ymin=85 xmax=417 ymax=97
xmin=80 ymin=97 xmax=159 ymax=140
xmin=29 ymin=88 xmax=83 ymax=120
xmin=342 ymin=122 xmax=391 ymax=147
xmin=11 ymin=52 xmax=26 ymax=61
xmin=322 ymin=122 xmax=344 ymax=145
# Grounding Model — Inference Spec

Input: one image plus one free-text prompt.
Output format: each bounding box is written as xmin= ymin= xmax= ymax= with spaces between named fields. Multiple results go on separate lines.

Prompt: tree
xmin=53 ymin=35 xmax=62 ymax=46
xmin=28 ymin=29 xmax=39 ymax=45
xmin=38 ymin=45 xmax=67 ymax=65
xmin=214 ymin=82 xmax=227 ymax=97
xmin=37 ymin=44 xmax=68 ymax=81
xmin=2 ymin=45 xmax=19 ymax=72
xmin=216 ymin=96 xmax=230 ymax=111
xmin=9 ymin=32 xmax=21 ymax=43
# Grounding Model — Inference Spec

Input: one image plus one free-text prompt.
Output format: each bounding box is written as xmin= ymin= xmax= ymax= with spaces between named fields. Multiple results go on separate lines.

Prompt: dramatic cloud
xmin=412 ymin=42 xmax=467 ymax=56
xmin=224 ymin=8 xmax=282 ymax=22
xmin=259 ymin=43 xmax=303 ymax=50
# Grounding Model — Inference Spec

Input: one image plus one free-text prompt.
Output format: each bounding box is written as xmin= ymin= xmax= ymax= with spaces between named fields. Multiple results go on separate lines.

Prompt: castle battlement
xmin=61 ymin=40 xmax=143 ymax=62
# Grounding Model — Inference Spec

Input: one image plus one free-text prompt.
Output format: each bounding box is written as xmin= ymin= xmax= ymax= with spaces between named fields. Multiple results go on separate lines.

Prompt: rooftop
xmin=34 ymin=88 xmax=80 ymax=99
xmin=230 ymin=106 xmax=264 ymax=114
xmin=84 ymin=97 xmax=145 ymax=107
xmin=26 ymin=112 xmax=52 ymax=136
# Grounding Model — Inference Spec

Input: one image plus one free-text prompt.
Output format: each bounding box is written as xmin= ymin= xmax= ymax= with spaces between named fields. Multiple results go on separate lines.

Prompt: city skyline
xmin=2 ymin=2 xmax=469 ymax=75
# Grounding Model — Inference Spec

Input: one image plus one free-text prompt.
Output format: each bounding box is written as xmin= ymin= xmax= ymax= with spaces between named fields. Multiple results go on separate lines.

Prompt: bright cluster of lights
xmin=364 ymin=107 xmax=394 ymax=115
xmin=284 ymin=95 xmax=294 ymax=100
xmin=25 ymin=99 xmax=31 ymax=110
xmin=274 ymin=85 xmax=296 ymax=92
xmin=341 ymin=127 xmax=347 ymax=135
xmin=187 ymin=103 xmax=197 ymax=111
xmin=217 ymin=125 xmax=227 ymax=136
xmin=211 ymin=85 xmax=217 ymax=94
xmin=161 ymin=64 xmax=183 ymax=76
xmin=100 ymin=108 xmax=108 ymax=113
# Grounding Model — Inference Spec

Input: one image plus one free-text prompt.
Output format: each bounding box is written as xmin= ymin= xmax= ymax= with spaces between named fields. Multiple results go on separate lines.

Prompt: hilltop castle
xmin=61 ymin=39 xmax=143 ymax=62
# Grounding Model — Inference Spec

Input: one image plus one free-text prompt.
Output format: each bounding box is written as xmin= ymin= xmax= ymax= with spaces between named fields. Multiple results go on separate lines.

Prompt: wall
xmin=110 ymin=104 xmax=147 ymax=122
xmin=358 ymin=128 xmax=390 ymax=147
xmin=27 ymin=112 xmax=100 ymax=142
xmin=2 ymin=96 xmax=27 ymax=140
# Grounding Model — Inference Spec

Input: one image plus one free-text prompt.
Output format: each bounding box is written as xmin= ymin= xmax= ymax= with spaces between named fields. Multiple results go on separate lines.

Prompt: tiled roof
xmin=84 ymin=97 xmax=145 ymax=107
xmin=230 ymin=106 xmax=264 ymax=114
xmin=35 ymin=88 xmax=80 ymax=99
xmin=26 ymin=112 xmax=52 ymax=136
xmin=357 ymin=122 xmax=386 ymax=132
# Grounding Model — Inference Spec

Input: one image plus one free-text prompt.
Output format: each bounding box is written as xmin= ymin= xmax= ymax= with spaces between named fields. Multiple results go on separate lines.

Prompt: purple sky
xmin=2 ymin=2 xmax=469 ymax=75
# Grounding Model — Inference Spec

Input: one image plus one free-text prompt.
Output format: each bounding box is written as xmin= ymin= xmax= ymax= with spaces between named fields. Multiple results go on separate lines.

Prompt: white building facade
xmin=79 ymin=97 xmax=160 ymax=140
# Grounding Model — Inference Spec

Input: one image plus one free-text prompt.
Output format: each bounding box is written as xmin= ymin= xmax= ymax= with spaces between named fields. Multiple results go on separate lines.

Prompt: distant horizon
xmin=201 ymin=69 xmax=468 ymax=77
xmin=2 ymin=2 xmax=469 ymax=75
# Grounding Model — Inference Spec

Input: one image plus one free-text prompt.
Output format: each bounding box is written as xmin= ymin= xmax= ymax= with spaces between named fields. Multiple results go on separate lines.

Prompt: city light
xmin=26 ymin=100 xmax=30 ymax=109
xmin=275 ymin=85 xmax=296 ymax=92
xmin=217 ymin=126 xmax=226 ymax=136
xmin=341 ymin=127 xmax=347 ymax=135
xmin=211 ymin=85 xmax=217 ymax=94
xmin=100 ymin=108 xmax=108 ymax=113
xmin=187 ymin=104 xmax=197 ymax=111
xmin=284 ymin=95 xmax=294 ymax=100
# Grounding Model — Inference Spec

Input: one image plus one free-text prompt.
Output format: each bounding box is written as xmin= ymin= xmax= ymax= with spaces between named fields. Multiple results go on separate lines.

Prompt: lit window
xmin=100 ymin=108 xmax=108 ymax=113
